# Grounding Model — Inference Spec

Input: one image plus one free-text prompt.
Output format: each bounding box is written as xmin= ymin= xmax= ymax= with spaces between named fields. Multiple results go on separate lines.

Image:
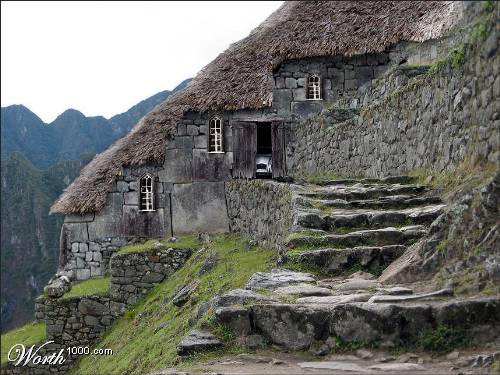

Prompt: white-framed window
xmin=208 ymin=116 xmax=224 ymax=153
xmin=139 ymin=174 xmax=154 ymax=211
xmin=307 ymin=74 xmax=322 ymax=100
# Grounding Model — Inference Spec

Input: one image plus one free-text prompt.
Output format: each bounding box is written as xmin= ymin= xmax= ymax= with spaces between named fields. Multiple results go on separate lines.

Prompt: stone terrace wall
xmin=110 ymin=247 xmax=192 ymax=315
xmin=287 ymin=26 xmax=499 ymax=177
xmin=44 ymin=296 xmax=117 ymax=349
xmin=225 ymin=180 xmax=294 ymax=247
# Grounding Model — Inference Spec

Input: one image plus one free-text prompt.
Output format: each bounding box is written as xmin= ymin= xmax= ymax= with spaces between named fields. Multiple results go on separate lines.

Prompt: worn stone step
xmin=296 ymin=194 xmax=442 ymax=210
xmin=223 ymin=297 xmax=500 ymax=351
xmin=314 ymin=175 xmax=417 ymax=186
xmin=288 ymin=245 xmax=406 ymax=275
xmin=295 ymin=204 xmax=445 ymax=231
xmin=298 ymin=184 xmax=426 ymax=201
xmin=286 ymin=226 xmax=426 ymax=249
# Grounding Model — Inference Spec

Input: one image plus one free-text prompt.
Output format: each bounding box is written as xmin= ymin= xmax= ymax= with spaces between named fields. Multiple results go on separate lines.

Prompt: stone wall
xmin=225 ymin=180 xmax=294 ymax=246
xmin=287 ymin=24 xmax=499 ymax=177
xmin=109 ymin=247 xmax=192 ymax=315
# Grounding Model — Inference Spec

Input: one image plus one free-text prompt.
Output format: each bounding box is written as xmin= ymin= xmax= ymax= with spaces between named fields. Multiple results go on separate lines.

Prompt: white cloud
xmin=1 ymin=1 xmax=283 ymax=122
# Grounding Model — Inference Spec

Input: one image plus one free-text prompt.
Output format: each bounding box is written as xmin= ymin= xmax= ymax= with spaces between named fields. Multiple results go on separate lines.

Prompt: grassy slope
xmin=116 ymin=235 xmax=199 ymax=256
xmin=1 ymin=322 xmax=46 ymax=365
xmin=61 ymin=277 xmax=111 ymax=300
xmin=71 ymin=234 xmax=276 ymax=374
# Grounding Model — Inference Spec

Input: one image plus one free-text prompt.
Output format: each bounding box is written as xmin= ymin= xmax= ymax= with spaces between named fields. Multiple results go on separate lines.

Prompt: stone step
xmin=295 ymin=204 xmax=445 ymax=231
xmin=297 ymin=184 xmax=426 ymax=201
xmin=217 ymin=297 xmax=500 ymax=351
xmin=288 ymin=245 xmax=406 ymax=275
xmin=296 ymin=194 xmax=442 ymax=210
xmin=313 ymin=175 xmax=417 ymax=186
xmin=286 ymin=226 xmax=426 ymax=249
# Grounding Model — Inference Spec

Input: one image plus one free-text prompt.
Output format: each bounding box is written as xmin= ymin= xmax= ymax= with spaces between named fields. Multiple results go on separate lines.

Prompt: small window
xmin=139 ymin=174 xmax=154 ymax=211
xmin=307 ymin=74 xmax=322 ymax=100
xmin=208 ymin=116 xmax=223 ymax=153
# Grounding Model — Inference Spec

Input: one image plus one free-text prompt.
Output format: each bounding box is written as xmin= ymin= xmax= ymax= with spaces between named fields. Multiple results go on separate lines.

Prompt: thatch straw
xmin=51 ymin=1 xmax=462 ymax=214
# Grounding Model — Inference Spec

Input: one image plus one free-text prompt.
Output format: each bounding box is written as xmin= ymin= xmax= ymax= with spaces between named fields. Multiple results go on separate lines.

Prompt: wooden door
xmin=232 ymin=122 xmax=256 ymax=179
xmin=271 ymin=121 xmax=286 ymax=178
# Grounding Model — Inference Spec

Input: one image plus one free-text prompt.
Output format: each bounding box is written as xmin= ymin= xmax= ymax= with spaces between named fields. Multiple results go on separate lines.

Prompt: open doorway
xmin=256 ymin=122 xmax=272 ymax=177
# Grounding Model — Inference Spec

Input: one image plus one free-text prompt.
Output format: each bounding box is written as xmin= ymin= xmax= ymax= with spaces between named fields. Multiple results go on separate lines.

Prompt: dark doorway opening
xmin=256 ymin=122 xmax=272 ymax=178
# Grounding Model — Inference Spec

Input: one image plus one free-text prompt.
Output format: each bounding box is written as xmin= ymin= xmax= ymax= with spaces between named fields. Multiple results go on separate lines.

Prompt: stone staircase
xmin=285 ymin=176 xmax=445 ymax=276
xmin=196 ymin=176 xmax=500 ymax=359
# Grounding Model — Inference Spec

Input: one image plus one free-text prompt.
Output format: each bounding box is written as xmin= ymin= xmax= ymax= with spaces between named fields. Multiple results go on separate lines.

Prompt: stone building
xmin=50 ymin=1 xmax=475 ymax=281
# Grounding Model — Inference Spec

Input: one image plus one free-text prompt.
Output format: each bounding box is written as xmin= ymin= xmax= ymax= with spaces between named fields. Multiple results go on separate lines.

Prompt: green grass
xmin=417 ymin=325 xmax=467 ymax=353
xmin=117 ymin=234 xmax=199 ymax=256
xmin=70 ymin=233 xmax=276 ymax=375
xmin=61 ymin=277 xmax=111 ymax=300
xmin=1 ymin=322 xmax=46 ymax=366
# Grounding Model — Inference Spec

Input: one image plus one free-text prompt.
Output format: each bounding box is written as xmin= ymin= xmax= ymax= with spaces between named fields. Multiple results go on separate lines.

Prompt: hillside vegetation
xmin=71 ymin=234 xmax=276 ymax=374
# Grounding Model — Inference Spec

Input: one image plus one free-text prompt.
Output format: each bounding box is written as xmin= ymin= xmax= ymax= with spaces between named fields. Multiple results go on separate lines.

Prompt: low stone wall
xmin=225 ymin=180 xmax=294 ymax=247
xmin=109 ymin=247 xmax=192 ymax=315
xmin=44 ymin=296 xmax=117 ymax=349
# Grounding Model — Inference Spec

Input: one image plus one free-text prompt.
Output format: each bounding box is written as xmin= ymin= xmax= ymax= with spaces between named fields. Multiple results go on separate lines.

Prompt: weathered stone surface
xmin=274 ymin=284 xmax=333 ymax=297
xmin=377 ymin=286 xmax=413 ymax=295
xmin=214 ymin=289 xmax=276 ymax=307
xmin=215 ymin=307 xmax=251 ymax=335
xmin=368 ymin=363 xmax=426 ymax=371
xmin=368 ymin=288 xmax=452 ymax=303
xmin=78 ymin=299 xmax=108 ymax=315
xmin=296 ymin=293 xmax=372 ymax=305
xmin=298 ymin=361 xmax=368 ymax=372
xmin=246 ymin=269 xmax=316 ymax=291
xmin=172 ymin=282 xmax=198 ymax=307
xmin=177 ymin=329 xmax=223 ymax=356
xmin=44 ymin=277 xmax=71 ymax=298
xmin=172 ymin=182 xmax=229 ymax=234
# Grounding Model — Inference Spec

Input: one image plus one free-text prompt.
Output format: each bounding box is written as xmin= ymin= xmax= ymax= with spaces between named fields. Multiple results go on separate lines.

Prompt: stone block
xmin=76 ymin=257 xmax=85 ymax=268
xmin=175 ymin=136 xmax=194 ymax=149
xmin=275 ymin=76 xmax=285 ymax=89
xmin=297 ymin=77 xmax=307 ymax=87
xmin=194 ymin=135 xmax=207 ymax=149
xmin=87 ymin=193 xmax=123 ymax=240
xmin=85 ymin=252 xmax=93 ymax=262
xmin=64 ymin=223 xmax=89 ymax=243
xmin=272 ymin=89 xmax=293 ymax=112
xmin=291 ymin=101 xmax=324 ymax=118
xmin=172 ymin=182 xmax=230 ymax=234
xmin=64 ymin=214 xmax=95 ymax=223
xmin=124 ymin=191 xmax=139 ymax=205
xmin=187 ymin=125 xmax=199 ymax=136
xmin=177 ymin=123 xmax=187 ymax=136
xmin=76 ymin=269 xmax=91 ymax=280
xmin=93 ymin=252 xmax=102 ymax=262
xmin=129 ymin=181 xmax=138 ymax=191
xmin=158 ymin=148 xmax=193 ymax=183
xmin=116 ymin=181 xmax=129 ymax=192
xmin=79 ymin=242 xmax=88 ymax=252
xmin=345 ymin=79 xmax=358 ymax=91
xmin=292 ymin=88 xmax=306 ymax=101
xmin=71 ymin=243 xmax=79 ymax=253
xmin=122 ymin=205 xmax=169 ymax=238
xmin=355 ymin=66 xmax=374 ymax=82
xmin=193 ymin=149 xmax=231 ymax=182
xmin=285 ymin=77 xmax=297 ymax=89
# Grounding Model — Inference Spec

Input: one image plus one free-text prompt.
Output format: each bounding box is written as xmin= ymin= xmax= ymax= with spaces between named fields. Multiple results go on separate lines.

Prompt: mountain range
xmin=0 ymin=79 xmax=190 ymax=331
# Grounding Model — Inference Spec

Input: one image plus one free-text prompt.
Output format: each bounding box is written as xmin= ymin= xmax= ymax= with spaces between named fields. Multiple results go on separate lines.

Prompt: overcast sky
xmin=1 ymin=1 xmax=283 ymax=123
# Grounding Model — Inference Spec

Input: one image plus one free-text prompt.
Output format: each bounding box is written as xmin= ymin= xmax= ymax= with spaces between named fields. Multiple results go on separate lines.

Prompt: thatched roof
xmin=51 ymin=1 xmax=462 ymax=214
